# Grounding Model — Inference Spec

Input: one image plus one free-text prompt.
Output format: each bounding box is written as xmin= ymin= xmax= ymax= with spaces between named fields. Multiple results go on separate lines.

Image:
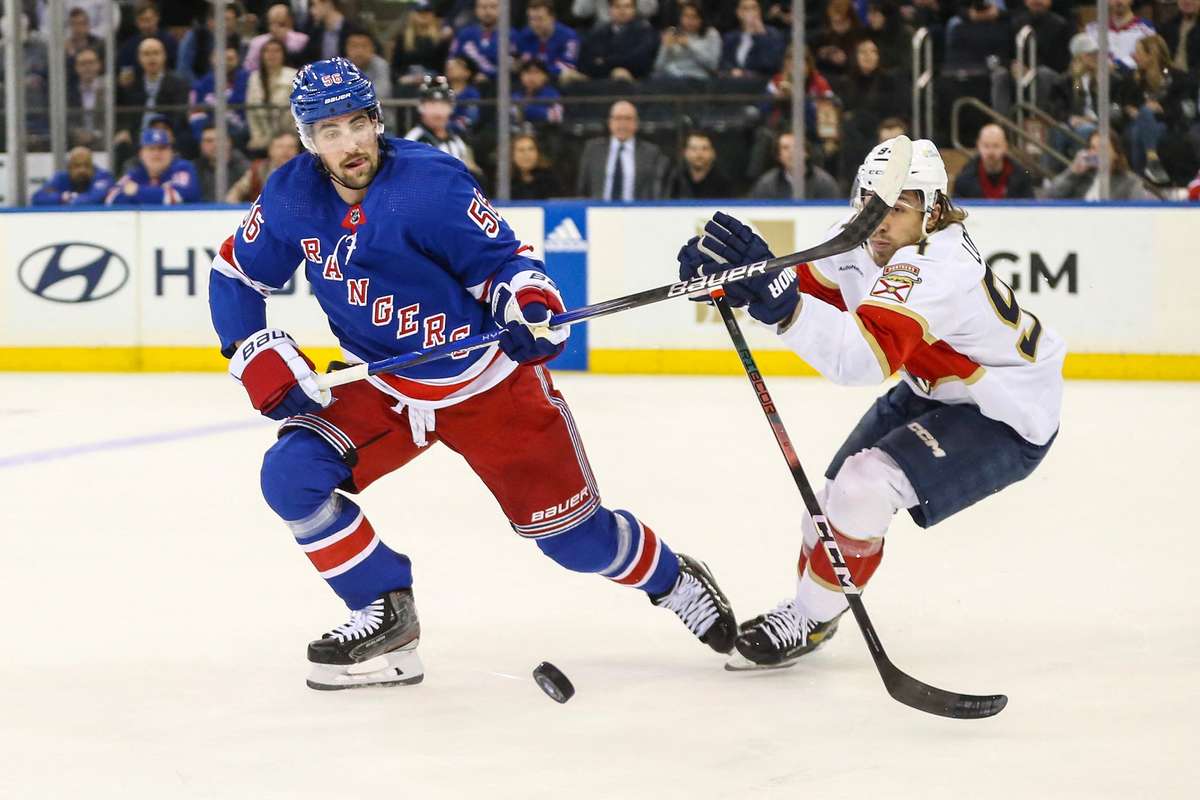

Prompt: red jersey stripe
xmin=797 ymin=263 xmax=847 ymax=311
xmin=376 ymin=347 xmax=505 ymax=401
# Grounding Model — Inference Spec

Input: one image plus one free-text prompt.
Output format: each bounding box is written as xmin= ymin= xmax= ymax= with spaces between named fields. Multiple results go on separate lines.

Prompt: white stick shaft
xmin=315 ymin=363 xmax=369 ymax=392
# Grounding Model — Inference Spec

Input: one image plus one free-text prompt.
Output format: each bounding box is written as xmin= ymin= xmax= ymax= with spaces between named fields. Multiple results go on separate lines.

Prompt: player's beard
xmin=330 ymin=149 xmax=379 ymax=190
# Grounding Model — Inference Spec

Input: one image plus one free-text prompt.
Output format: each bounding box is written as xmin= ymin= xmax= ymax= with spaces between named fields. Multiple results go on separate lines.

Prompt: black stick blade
xmin=881 ymin=664 xmax=1008 ymax=719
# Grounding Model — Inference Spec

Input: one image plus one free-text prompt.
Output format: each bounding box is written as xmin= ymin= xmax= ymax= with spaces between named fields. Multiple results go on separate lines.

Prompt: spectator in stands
xmin=941 ymin=0 xmax=1014 ymax=132
xmin=106 ymin=127 xmax=201 ymax=205
xmin=68 ymin=47 xmax=106 ymax=148
xmin=188 ymin=38 xmax=250 ymax=146
xmin=865 ymin=1 xmax=913 ymax=75
xmin=227 ymin=130 xmax=301 ymax=203
xmin=118 ymin=2 xmax=179 ymax=73
xmin=1010 ymin=0 xmax=1071 ymax=76
xmin=194 ymin=124 xmax=251 ymax=202
xmin=445 ymin=55 xmax=482 ymax=131
xmin=577 ymin=99 xmax=667 ymax=200
xmin=405 ymin=76 xmax=486 ymax=180
xmin=64 ymin=7 xmax=104 ymax=68
xmin=763 ymin=45 xmax=839 ymax=169
xmin=1161 ymin=0 xmax=1200 ymax=76
xmin=578 ymin=0 xmax=660 ymax=81
xmin=810 ymin=0 xmax=862 ymax=77
xmin=115 ymin=37 xmax=191 ymax=161
xmin=301 ymin=0 xmax=365 ymax=64
xmin=345 ymin=32 xmax=394 ymax=127
xmin=572 ymin=0 xmax=660 ymax=29
xmin=1049 ymin=33 xmax=1103 ymax=152
xmin=748 ymin=131 xmax=839 ymax=199
xmin=953 ymin=123 xmax=1035 ymax=199
xmin=245 ymin=4 xmax=308 ymax=72
xmin=114 ymin=114 xmax=176 ymax=175
xmin=1045 ymin=130 xmax=1153 ymax=200
xmin=0 ymin=12 xmax=49 ymax=127
xmin=32 ymin=146 xmax=113 ymax=206
xmin=1118 ymin=34 xmax=1198 ymax=185
xmin=720 ymin=0 xmax=785 ymax=79
xmin=178 ymin=2 xmax=244 ymax=84
xmin=511 ymin=133 xmax=564 ymax=199
xmin=837 ymin=39 xmax=904 ymax=118
xmin=652 ymin=1 xmax=720 ymax=80
xmin=877 ymin=115 xmax=908 ymax=142
xmin=448 ymin=0 xmax=513 ymax=82
xmin=945 ymin=0 xmax=1013 ymax=72
xmin=1085 ymin=0 xmax=1154 ymax=70
xmin=392 ymin=1 xmax=453 ymax=87
xmin=44 ymin=0 xmax=116 ymax=39
xmin=245 ymin=37 xmax=298 ymax=154
xmin=665 ymin=130 xmax=734 ymax=198
xmin=517 ymin=0 xmax=579 ymax=80
xmin=515 ymin=60 xmax=564 ymax=124
xmin=836 ymin=38 xmax=905 ymax=180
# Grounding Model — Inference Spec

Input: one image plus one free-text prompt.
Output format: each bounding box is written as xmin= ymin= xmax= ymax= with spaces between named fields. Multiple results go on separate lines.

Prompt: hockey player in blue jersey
xmin=208 ymin=57 xmax=737 ymax=690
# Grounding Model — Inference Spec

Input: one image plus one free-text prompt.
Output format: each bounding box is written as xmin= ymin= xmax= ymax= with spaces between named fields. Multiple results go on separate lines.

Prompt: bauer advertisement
xmin=0 ymin=203 xmax=1196 ymax=378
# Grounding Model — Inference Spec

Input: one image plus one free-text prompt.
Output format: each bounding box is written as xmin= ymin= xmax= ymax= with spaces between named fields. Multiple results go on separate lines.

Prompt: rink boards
xmin=0 ymin=200 xmax=1196 ymax=380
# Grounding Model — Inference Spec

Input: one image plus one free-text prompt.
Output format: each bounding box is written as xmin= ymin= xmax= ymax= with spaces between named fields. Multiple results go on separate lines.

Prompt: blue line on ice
xmin=0 ymin=419 xmax=269 ymax=469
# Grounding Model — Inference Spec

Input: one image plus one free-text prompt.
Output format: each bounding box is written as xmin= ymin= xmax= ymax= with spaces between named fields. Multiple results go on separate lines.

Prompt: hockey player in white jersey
xmin=677 ymin=138 xmax=1065 ymax=669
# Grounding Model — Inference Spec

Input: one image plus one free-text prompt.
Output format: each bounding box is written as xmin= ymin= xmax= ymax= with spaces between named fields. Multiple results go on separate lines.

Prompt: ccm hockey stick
xmin=314 ymin=137 xmax=913 ymax=392
xmin=709 ymin=293 xmax=1007 ymax=719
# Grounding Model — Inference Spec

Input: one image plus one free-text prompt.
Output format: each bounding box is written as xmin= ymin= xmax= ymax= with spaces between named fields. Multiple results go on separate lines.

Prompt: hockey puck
xmin=532 ymin=662 xmax=575 ymax=704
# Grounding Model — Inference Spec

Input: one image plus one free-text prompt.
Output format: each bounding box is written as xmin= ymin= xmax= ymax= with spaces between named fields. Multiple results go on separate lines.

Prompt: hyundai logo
xmin=17 ymin=242 xmax=130 ymax=303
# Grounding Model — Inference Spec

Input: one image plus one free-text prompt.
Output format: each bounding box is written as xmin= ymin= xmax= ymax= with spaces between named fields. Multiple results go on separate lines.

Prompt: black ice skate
xmin=306 ymin=587 xmax=423 ymax=690
xmin=725 ymin=600 xmax=845 ymax=671
xmin=651 ymin=554 xmax=737 ymax=654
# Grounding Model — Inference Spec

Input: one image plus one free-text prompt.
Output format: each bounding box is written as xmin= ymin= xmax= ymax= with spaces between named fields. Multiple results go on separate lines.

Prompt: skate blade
xmin=307 ymin=645 xmax=424 ymax=691
xmin=724 ymin=654 xmax=801 ymax=672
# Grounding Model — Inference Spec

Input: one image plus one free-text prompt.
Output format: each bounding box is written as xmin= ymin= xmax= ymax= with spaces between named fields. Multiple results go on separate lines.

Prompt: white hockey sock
xmin=794 ymin=571 xmax=850 ymax=623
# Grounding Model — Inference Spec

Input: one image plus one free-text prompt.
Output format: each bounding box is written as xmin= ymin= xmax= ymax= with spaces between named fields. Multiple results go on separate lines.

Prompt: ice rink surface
xmin=2 ymin=372 xmax=1198 ymax=799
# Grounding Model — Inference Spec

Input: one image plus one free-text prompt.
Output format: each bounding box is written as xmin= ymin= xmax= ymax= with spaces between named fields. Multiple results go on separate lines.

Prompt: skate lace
xmin=658 ymin=573 xmax=718 ymax=636
xmin=328 ymin=599 xmax=385 ymax=643
xmin=760 ymin=601 xmax=817 ymax=651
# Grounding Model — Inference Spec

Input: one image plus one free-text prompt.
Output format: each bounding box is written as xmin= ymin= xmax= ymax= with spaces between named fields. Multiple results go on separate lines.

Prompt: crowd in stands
xmin=13 ymin=0 xmax=1200 ymax=206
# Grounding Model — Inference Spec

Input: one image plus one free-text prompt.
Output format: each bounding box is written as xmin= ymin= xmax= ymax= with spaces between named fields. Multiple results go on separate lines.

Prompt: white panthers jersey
xmin=778 ymin=218 xmax=1065 ymax=445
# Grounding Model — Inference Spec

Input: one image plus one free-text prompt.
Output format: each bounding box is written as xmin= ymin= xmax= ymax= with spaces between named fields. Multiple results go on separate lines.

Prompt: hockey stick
xmin=710 ymin=294 xmax=1007 ymax=719
xmin=314 ymin=137 xmax=912 ymax=393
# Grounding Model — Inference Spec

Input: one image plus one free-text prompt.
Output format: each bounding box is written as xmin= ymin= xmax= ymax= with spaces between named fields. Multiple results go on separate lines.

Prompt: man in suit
xmin=115 ymin=37 xmax=192 ymax=166
xmin=576 ymin=100 xmax=667 ymax=200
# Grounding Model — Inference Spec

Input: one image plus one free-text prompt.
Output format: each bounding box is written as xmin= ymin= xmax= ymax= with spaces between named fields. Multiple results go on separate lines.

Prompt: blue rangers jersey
xmin=209 ymin=136 xmax=540 ymax=408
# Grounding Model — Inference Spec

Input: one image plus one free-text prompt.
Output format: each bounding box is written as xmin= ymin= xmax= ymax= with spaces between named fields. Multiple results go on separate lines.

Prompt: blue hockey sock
xmin=261 ymin=430 xmax=412 ymax=609
xmin=536 ymin=507 xmax=680 ymax=596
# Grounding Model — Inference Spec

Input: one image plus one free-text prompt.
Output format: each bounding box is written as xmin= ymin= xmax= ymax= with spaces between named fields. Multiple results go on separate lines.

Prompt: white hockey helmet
xmin=855 ymin=137 xmax=948 ymax=236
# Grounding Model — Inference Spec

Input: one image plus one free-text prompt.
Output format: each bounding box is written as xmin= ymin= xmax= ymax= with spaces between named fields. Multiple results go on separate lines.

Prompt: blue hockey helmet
xmin=290 ymin=57 xmax=383 ymax=151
